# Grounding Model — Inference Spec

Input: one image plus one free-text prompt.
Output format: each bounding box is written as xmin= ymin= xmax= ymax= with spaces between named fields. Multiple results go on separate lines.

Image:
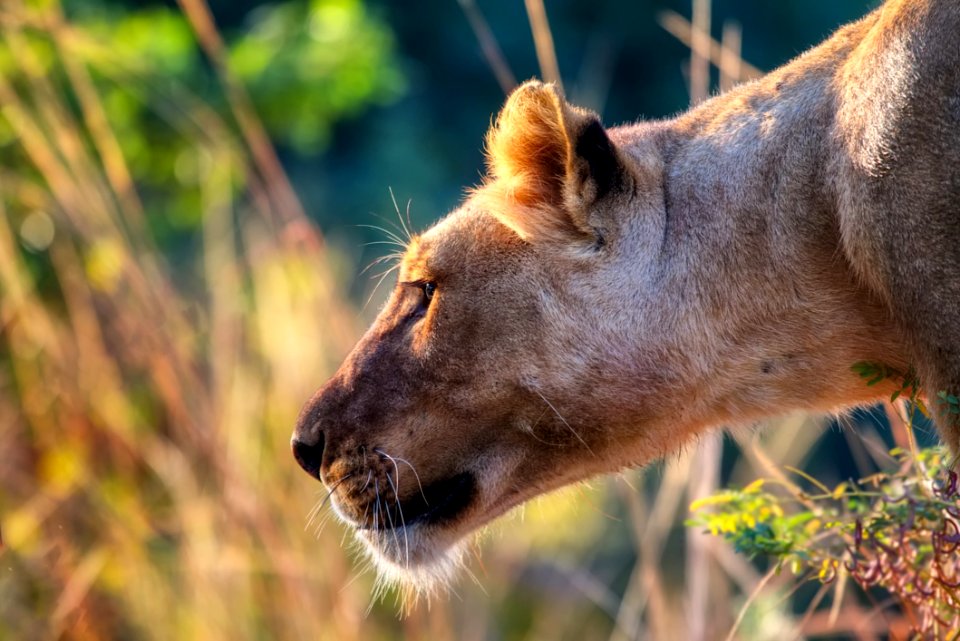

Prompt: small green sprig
xmin=937 ymin=391 xmax=960 ymax=417
xmin=689 ymin=447 xmax=960 ymax=637
xmin=851 ymin=361 xmax=925 ymax=409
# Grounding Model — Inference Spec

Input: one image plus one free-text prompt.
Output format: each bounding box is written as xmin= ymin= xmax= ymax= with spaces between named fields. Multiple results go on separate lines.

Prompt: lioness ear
xmin=484 ymin=80 xmax=624 ymax=242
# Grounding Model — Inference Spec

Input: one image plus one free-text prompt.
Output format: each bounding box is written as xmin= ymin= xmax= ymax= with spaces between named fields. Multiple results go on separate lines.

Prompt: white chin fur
xmin=357 ymin=525 xmax=466 ymax=598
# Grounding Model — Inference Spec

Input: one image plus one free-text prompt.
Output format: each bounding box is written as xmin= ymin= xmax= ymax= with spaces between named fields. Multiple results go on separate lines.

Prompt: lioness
xmin=292 ymin=0 xmax=960 ymax=589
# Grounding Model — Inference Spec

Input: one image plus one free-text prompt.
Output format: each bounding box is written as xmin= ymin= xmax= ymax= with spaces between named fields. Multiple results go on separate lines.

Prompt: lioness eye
xmin=422 ymin=281 xmax=436 ymax=302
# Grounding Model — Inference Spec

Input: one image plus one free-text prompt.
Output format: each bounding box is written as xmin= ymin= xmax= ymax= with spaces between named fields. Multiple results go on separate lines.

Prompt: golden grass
xmin=0 ymin=1 xmax=377 ymax=638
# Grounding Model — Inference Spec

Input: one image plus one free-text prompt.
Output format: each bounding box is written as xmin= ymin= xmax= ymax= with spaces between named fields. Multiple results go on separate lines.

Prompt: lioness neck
xmin=613 ymin=9 xmax=906 ymax=431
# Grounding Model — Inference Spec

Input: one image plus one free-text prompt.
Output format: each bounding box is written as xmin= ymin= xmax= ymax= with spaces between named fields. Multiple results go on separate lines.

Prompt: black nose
xmin=292 ymin=432 xmax=325 ymax=481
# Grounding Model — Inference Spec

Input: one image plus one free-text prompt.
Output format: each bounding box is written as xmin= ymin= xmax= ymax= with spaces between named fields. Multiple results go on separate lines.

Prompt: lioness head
xmin=292 ymin=81 xmax=669 ymax=586
xmin=290 ymin=80 xmax=899 ymax=590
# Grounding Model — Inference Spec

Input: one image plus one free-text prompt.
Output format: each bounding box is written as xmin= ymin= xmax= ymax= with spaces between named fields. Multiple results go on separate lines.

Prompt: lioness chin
xmin=293 ymin=0 xmax=960 ymax=590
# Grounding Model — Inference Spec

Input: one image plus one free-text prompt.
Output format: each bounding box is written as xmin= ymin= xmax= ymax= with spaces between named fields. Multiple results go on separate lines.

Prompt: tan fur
xmin=293 ymin=0 xmax=960 ymax=588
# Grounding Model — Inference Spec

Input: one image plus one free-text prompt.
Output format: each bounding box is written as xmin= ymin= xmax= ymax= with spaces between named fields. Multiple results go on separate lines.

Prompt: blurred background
xmin=3 ymin=0 xmax=933 ymax=639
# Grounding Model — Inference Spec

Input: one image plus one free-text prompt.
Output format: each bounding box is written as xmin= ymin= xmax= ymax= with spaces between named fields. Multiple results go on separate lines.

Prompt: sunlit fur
xmin=478 ymin=81 xmax=632 ymax=246
xmin=483 ymin=83 xmax=569 ymax=209
xmin=359 ymin=528 xmax=466 ymax=608
xmin=295 ymin=0 xmax=960 ymax=598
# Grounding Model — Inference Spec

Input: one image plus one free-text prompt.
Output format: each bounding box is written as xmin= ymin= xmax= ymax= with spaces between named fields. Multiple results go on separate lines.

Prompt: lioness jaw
xmin=293 ymin=0 xmax=960 ymax=587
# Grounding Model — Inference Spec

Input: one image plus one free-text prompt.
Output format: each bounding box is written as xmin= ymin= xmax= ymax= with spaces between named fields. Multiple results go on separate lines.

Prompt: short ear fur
xmin=483 ymin=80 xmax=625 ymax=243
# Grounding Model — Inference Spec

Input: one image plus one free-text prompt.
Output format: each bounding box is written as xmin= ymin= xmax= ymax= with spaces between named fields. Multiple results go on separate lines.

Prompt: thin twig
xmin=658 ymin=10 xmax=763 ymax=82
xmin=524 ymin=0 xmax=562 ymax=89
xmin=687 ymin=433 xmax=723 ymax=641
xmin=689 ymin=0 xmax=711 ymax=105
xmin=458 ymin=0 xmax=517 ymax=94
xmin=176 ymin=0 xmax=316 ymax=242
xmin=719 ymin=21 xmax=742 ymax=93
xmin=724 ymin=566 xmax=779 ymax=641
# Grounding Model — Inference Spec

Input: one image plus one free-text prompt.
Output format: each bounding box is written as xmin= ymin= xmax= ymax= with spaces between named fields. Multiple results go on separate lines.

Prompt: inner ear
xmin=568 ymin=117 xmax=621 ymax=206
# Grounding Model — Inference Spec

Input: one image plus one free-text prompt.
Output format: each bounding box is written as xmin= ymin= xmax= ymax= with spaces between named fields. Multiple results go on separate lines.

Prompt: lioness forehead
xmin=399 ymin=202 xmax=521 ymax=282
xmin=397 ymin=216 xmax=452 ymax=282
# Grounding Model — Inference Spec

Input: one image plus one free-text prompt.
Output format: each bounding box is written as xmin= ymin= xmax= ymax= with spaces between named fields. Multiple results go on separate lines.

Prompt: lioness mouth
xmin=362 ymin=471 xmax=477 ymax=530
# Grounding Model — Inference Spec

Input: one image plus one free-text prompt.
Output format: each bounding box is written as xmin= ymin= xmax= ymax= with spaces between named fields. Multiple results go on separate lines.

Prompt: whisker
xmin=304 ymin=473 xmax=354 ymax=530
xmin=352 ymin=502 xmax=371 ymax=542
xmin=522 ymin=406 xmax=567 ymax=447
xmin=360 ymin=470 xmax=373 ymax=492
xmin=314 ymin=511 xmax=335 ymax=538
xmin=405 ymin=198 xmax=415 ymax=242
xmin=461 ymin=561 xmax=487 ymax=595
xmin=384 ymin=470 xmax=411 ymax=568
xmin=378 ymin=450 xmax=403 ymax=495
xmin=305 ymin=498 xmax=325 ymax=530
xmin=376 ymin=477 xmax=403 ymax=560
xmin=359 ymin=251 xmax=403 ymax=276
xmin=364 ymin=248 xmax=405 ymax=260
xmin=372 ymin=210 xmax=411 ymax=242
xmin=535 ymin=390 xmax=596 ymax=456
xmin=388 ymin=186 xmax=413 ymax=242
xmin=363 ymin=263 xmax=401 ymax=311
xmin=524 ymin=430 xmax=567 ymax=447
xmin=340 ymin=562 xmax=371 ymax=594
xmin=369 ymin=486 xmax=396 ymax=613
xmin=357 ymin=220 xmax=408 ymax=240
xmin=376 ymin=449 xmax=428 ymax=504
xmin=380 ymin=478 xmax=405 ymax=566
xmin=366 ymin=263 xmax=401 ymax=283
xmin=356 ymin=223 xmax=409 ymax=250
xmin=361 ymin=239 xmax=407 ymax=250
xmin=368 ymin=263 xmax=401 ymax=282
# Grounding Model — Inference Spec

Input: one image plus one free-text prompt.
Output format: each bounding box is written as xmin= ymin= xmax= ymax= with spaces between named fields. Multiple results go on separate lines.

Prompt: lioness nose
xmin=291 ymin=432 xmax=325 ymax=481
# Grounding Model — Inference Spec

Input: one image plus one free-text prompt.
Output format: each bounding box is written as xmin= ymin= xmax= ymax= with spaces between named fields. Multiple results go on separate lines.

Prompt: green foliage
xmin=0 ymin=0 xmax=403 ymax=244
xmin=690 ymin=448 xmax=960 ymax=638
xmin=851 ymin=360 xmax=923 ymax=406
xmin=853 ymin=343 xmax=960 ymax=431
xmin=83 ymin=7 xmax=197 ymax=77
xmin=230 ymin=0 xmax=405 ymax=153
xmin=938 ymin=391 xmax=960 ymax=417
